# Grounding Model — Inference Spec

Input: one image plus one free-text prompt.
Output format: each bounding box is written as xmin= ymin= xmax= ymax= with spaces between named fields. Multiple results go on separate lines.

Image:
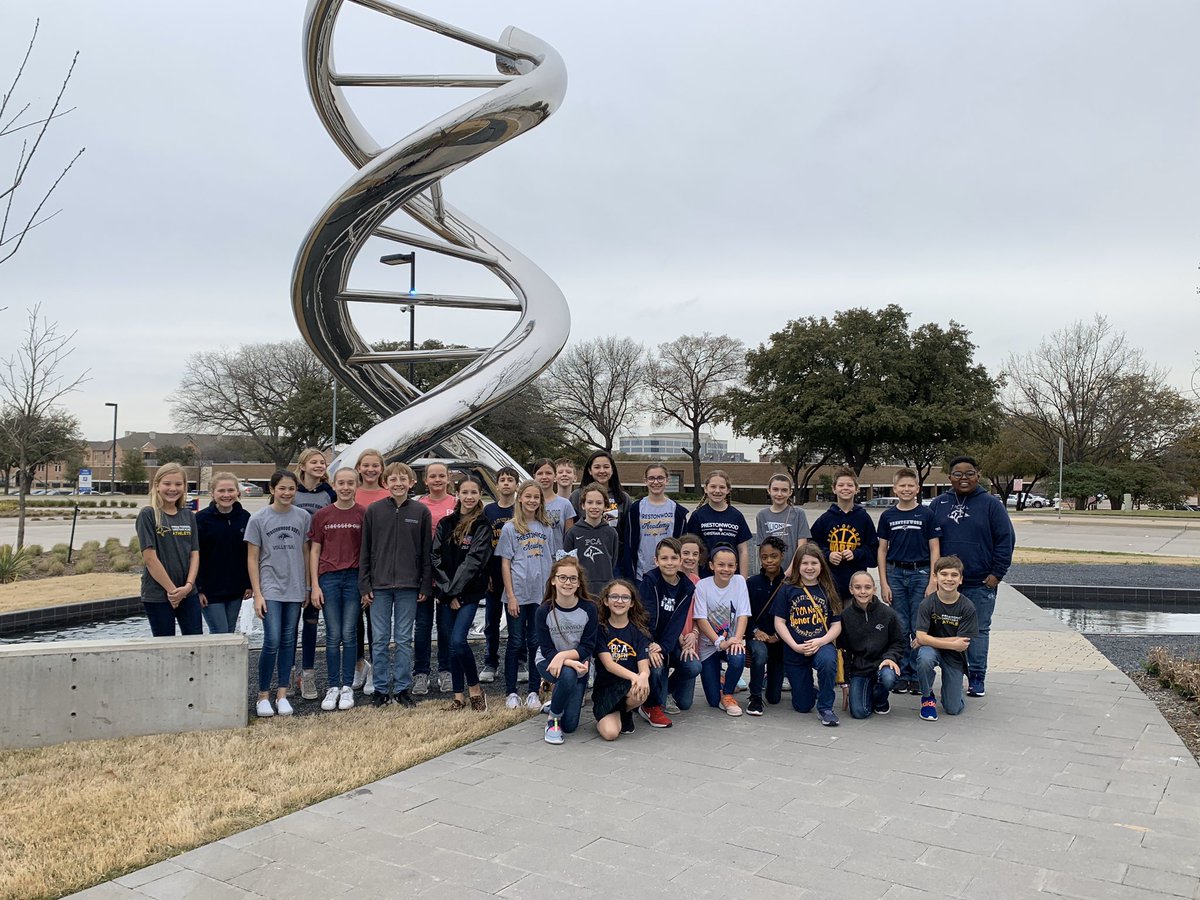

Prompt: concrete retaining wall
xmin=0 ymin=634 xmax=247 ymax=749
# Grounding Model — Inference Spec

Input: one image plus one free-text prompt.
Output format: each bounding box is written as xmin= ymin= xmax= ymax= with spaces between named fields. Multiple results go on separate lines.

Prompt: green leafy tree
xmin=156 ymin=444 xmax=196 ymax=466
xmin=974 ymin=417 xmax=1054 ymax=508
xmin=120 ymin=454 xmax=147 ymax=489
xmin=281 ymin=373 xmax=375 ymax=452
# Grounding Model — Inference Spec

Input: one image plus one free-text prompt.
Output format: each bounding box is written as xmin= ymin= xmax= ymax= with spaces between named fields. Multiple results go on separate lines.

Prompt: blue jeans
xmin=848 ymin=667 xmax=898 ymax=719
xmin=415 ymin=595 xmax=450 ymax=677
xmin=319 ymin=569 xmax=360 ymax=688
xmin=960 ymin=585 xmax=996 ymax=680
xmin=258 ymin=600 xmax=302 ymax=692
xmin=916 ymin=645 xmax=965 ymax=714
xmin=748 ymin=637 xmax=784 ymax=704
xmin=784 ymin=643 xmax=838 ymax=713
xmin=301 ymin=601 xmax=320 ymax=670
xmin=887 ymin=566 xmax=928 ymax=681
xmin=200 ymin=596 xmax=242 ymax=634
xmin=438 ymin=601 xmax=480 ymax=693
xmin=483 ymin=583 xmax=503 ymax=668
xmin=537 ymin=659 xmax=586 ymax=733
xmin=649 ymin=653 xmax=702 ymax=709
xmin=370 ymin=589 xmax=418 ymax=694
xmin=504 ymin=604 xmax=539 ymax=694
xmin=144 ymin=594 xmax=203 ymax=637
xmin=699 ymin=649 xmax=746 ymax=707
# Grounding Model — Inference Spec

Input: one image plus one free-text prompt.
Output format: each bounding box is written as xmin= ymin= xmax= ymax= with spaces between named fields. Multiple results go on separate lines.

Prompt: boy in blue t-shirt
xmin=876 ymin=467 xmax=941 ymax=694
xmin=809 ymin=467 xmax=877 ymax=601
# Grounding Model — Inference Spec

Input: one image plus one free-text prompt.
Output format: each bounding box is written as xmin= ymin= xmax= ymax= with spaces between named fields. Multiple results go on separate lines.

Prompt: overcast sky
xmin=2 ymin=0 xmax=1197 ymax=453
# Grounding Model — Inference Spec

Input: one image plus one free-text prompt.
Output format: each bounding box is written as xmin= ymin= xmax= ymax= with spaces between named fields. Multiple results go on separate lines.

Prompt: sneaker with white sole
xmin=545 ymin=716 xmax=564 ymax=745
xmin=352 ymin=659 xmax=367 ymax=690
xmin=300 ymin=669 xmax=318 ymax=701
xmin=338 ymin=686 xmax=354 ymax=710
xmin=818 ymin=708 xmax=839 ymax=727
xmin=276 ymin=697 xmax=294 ymax=716
xmin=505 ymin=692 xmax=520 ymax=709
xmin=525 ymin=691 xmax=542 ymax=710
xmin=321 ymin=687 xmax=339 ymax=711
xmin=362 ymin=662 xmax=375 ymax=695
xmin=438 ymin=671 xmax=453 ymax=693
xmin=720 ymin=694 xmax=743 ymax=717
xmin=413 ymin=673 xmax=430 ymax=695
xmin=517 ymin=667 xmax=529 ymax=683
xmin=664 ymin=696 xmax=681 ymax=715
xmin=255 ymin=698 xmax=274 ymax=718
xmin=479 ymin=665 xmax=497 ymax=684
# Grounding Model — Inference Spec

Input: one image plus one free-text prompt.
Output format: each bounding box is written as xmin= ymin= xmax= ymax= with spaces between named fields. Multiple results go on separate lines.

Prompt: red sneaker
xmin=637 ymin=704 xmax=673 ymax=728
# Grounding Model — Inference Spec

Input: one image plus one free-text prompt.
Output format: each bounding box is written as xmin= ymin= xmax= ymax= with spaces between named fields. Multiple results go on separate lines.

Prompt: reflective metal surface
xmin=293 ymin=0 xmax=570 ymax=475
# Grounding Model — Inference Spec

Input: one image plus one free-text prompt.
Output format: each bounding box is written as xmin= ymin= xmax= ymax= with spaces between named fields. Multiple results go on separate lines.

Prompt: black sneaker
xmin=371 ymin=693 xmax=391 ymax=708
xmin=966 ymin=674 xmax=986 ymax=697
xmin=620 ymin=710 xmax=635 ymax=734
xmin=873 ymin=697 xmax=891 ymax=715
xmin=907 ymin=681 xmax=920 ymax=695
xmin=746 ymin=695 xmax=764 ymax=716
xmin=891 ymin=679 xmax=909 ymax=695
xmin=395 ymin=690 xmax=417 ymax=709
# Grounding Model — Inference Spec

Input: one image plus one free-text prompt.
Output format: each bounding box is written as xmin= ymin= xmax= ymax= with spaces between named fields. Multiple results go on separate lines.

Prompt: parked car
xmin=238 ymin=482 xmax=265 ymax=497
xmin=1006 ymin=493 xmax=1051 ymax=509
xmin=864 ymin=497 xmax=898 ymax=508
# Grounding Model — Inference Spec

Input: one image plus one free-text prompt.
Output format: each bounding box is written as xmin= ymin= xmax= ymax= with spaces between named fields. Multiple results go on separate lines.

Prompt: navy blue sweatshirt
xmin=746 ymin=570 xmax=791 ymax=635
xmin=928 ymin=487 xmax=1015 ymax=588
xmin=195 ymin=500 xmax=252 ymax=600
xmin=638 ymin=569 xmax=695 ymax=655
xmin=810 ymin=503 xmax=878 ymax=600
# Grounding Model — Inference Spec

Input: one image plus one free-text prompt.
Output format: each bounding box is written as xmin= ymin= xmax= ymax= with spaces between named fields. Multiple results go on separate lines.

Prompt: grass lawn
xmin=1046 ymin=509 xmax=1200 ymax=520
xmin=0 ymin=574 xmax=140 ymax=613
xmin=0 ymin=702 xmax=534 ymax=899
xmin=1012 ymin=547 xmax=1200 ymax=566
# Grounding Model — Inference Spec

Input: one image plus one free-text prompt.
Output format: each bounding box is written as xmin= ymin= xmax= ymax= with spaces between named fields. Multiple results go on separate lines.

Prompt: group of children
xmin=135 ymin=450 xmax=980 ymax=732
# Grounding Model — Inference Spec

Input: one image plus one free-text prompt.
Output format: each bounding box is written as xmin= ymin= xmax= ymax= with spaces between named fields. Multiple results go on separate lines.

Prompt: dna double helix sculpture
xmin=292 ymin=0 xmax=569 ymax=476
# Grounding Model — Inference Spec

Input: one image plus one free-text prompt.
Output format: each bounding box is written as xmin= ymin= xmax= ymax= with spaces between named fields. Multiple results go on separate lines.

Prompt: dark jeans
xmin=415 ymin=596 xmax=450 ymax=677
xmin=144 ymin=595 xmax=203 ymax=637
xmin=848 ymin=667 xmax=898 ymax=719
xmin=200 ymin=596 xmax=242 ymax=634
xmin=319 ymin=568 xmax=360 ymax=688
xmin=747 ymin=636 xmax=784 ymax=703
xmin=916 ymin=646 xmax=965 ymax=714
xmin=699 ymin=649 xmax=746 ymax=707
xmin=649 ymin=653 xmax=702 ymax=709
xmin=887 ymin=566 xmax=928 ymax=681
xmin=438 ymin=601 xmax=480 ymax=693
xmin=504 ymin=604 xmax=539 ymax=695
xmin=483 ymin=583 xmax=503 ymax=668
xmin=784 ymin=643 xmax=837 ymax=713
xmin=258 ymin=600 xmax=302 ymax=692
xmin=537 ymin=659 xmax=586 ymax=733
xmin=961 ymin=585 xmax=996 ymax=680
xmin=300 ymin=600 xmax=320 ymax=670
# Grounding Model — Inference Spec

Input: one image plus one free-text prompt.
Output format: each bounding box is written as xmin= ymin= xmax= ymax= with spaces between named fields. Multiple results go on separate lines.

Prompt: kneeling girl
xmin=774 ymin=543 xmax=843 ymax=726
xmin=593 ymin=580 xmax=651 ymax=740
xmin=535 ymin=556 xmax=597 ymax=744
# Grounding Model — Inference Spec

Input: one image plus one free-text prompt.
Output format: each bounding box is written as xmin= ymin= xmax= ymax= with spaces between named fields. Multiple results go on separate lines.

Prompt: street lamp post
xmin=379 ymin=251 xmax=417 ymax=384
xmin=104 ymin=402 xmax=118 ymax=493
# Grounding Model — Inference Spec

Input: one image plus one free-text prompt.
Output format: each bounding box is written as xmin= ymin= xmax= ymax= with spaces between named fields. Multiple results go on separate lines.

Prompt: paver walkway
xmin=74 ymin=586 xmax=1200 ymax=899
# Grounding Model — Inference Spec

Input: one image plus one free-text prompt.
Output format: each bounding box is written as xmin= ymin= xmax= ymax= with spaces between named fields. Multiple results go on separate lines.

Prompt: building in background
xmin=618 ymin=431 xmax=745 ymax=462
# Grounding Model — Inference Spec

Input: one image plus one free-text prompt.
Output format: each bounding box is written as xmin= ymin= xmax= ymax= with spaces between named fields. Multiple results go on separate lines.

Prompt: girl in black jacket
xmin=839 ymin=571 xmax=907 ymax=719
xmin=432 ymin=476 xmax=494 ymax=711
xmin=195 ymin=473 xmax=252 ymax=634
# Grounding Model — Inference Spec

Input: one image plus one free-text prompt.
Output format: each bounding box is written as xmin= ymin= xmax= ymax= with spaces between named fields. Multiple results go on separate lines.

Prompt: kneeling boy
xmin=914 ymin=555 xmax=978 ymax=721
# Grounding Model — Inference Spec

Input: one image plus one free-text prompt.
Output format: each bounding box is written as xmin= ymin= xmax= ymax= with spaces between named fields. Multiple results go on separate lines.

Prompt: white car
xmin=1006 ymin=493 xmax=1050 ymax=509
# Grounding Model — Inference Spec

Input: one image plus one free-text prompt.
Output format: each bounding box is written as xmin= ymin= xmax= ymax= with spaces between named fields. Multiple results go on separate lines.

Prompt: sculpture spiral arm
xmin=292 ymin=0 xmax=570 ymax=475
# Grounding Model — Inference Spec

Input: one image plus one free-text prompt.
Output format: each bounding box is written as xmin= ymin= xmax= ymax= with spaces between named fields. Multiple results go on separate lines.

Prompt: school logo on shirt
xmin=606 ymin=638 xmax=635 ymax=662
xmin=156 ymin=523 xmax=193 ymax=539
xmin=518 ymin=531 xmax=547 ymax=558
xmin=788 ymin=595 xmax=828 ymax=640
xmin=827 ymin=525 xmax=862 ymax=553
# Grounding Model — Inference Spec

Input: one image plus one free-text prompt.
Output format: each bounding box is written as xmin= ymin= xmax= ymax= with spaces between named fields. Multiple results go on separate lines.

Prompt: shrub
xmin=82 ymin=540 xmax=100 ymax=553
xmin=104 ymin=538 xmax=123 ymax=553
xmin=110 ymin=555 xmax=133 ymax=573
xmin=24 ymin=544 xmax=43 ymax=557
xmin=73 ymin=558 xmax=95 ymax=575
xmin=128 ymin=536 xmax=140 ymax=553
xmin=1147 ymin=647 xmax=1200 ymax=702
xmin=51 ymin=543 xmax=70 ymax=556
xmin=44 ymin=559 xmax=65 ymax=577
xmin=0 ymin=545 xmax=32 ymax=584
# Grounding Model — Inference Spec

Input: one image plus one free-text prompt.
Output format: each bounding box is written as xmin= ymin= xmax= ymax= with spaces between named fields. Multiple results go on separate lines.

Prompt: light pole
xmin=380 ymin=251 xmax=417 ymax=384
xmin=104 ymin=402 xmax=118 ymax=493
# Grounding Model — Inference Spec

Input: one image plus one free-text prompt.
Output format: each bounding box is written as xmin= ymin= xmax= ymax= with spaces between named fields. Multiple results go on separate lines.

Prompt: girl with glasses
xmin=535 ymin=557 xmax=597 ymax=744
xmin=593 ymin=579 xmax=652 ymax=741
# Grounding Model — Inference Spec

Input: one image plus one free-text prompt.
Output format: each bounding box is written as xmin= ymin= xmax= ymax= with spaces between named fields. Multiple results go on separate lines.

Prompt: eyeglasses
xmin=607 ymin=594 xmax=632 ymax=602
xmin=646 ymin=475 xmax=667 ymax=482
xmin=950 ymin=470 xmax=978 ymax=478
xmin=555 ymin=574 xmax=579 ymax=583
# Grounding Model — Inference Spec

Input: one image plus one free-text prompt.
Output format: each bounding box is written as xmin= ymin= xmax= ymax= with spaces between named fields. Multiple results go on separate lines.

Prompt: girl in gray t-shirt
xmin=755 ymin=474 xmax=811 ymax=574
xmin=136 ymin=463 xmax=201 ymax=636
xmin=246 ymin=470 xmax=312 ymax=717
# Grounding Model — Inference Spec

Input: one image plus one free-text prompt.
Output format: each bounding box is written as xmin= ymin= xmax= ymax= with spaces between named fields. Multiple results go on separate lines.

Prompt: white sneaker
xmin=276 ymin=697 xmax=294 ymax=716
xmin=301 ymin=669 xmax=318 ymax=701
xmin=352 ymin=659 xmax=367 ymax=690
xmin=438 ymin=671 xmax=452 ymax=693
xmin=256 ymin=698 xmax=274 ymax=718
xmin=413 ymin=673 xmax=430 ymax=695
xmin=362 ymin=662 xmax=375 ymax=695
xmin=505 ymin=692 xmax=520 ymax=709
xmin=525 ymin=692 xmax=542 ymax=710
xmin=478 ymin=665 xmax=497 ymax=683
xmin=338 ymin=686 xmax=354 ymax=710
xmin=517 ymin=667 xmax=529 ymax=683
xmin=321 ymin=687 xmax=339 ymax=711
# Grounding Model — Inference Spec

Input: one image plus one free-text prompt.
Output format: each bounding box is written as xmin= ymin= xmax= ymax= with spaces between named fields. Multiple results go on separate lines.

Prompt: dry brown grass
xmin=0 ymin=702 xmax=534 ymax=899
xmin=1147 ymin=647 xmax=1200 ymax=703
xmin=0 ymin=573 xmax=140 ymax=613
xmin=1012 ymin=547 xmax=1200 ymax=566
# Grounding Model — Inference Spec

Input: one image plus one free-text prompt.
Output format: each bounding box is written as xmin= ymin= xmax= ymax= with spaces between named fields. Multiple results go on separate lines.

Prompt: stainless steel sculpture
xmin=293 ymin=0 xmax=569 ymax=475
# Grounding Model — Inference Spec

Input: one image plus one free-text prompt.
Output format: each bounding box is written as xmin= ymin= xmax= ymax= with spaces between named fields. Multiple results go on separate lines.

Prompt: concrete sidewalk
xmin=74 ymin=586 xmax=1200 ymax=899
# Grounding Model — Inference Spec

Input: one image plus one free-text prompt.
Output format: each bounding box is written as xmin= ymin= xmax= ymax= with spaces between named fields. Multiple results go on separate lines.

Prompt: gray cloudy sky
xmin=2 ymin=0 xmax=1197 ymax=448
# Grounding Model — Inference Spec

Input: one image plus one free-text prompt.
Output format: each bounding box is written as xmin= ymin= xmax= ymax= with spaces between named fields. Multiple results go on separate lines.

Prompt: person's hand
xmin=243 ymin=589 xmax=253 ymax=600
xmin=507 ymin=597 xmax=519 ymax=617
xmin=728 ymin=637 xmax=746 ymax=655
xmin=361 ymin=592 xmax=373 ymax=608
xmin=947 ymin=636 xmax=971 ymax=651
xmin=450 ymin=598 xmax=461 ymax=611
xmin=799 ymin=639 xmax=820 ymax=656
xmin=753 ymin=629 xmax=769 ymax=642
xmin=567 ymin=659 xmax=589 ymax=675
xmin=418 ymin=593 xmax=427 ymax=602
xmin=254 ymin=594 xmax=267 ymax=618
xmin=548 ymin=655 xmax=563 ymax=678
xmin=681 ymin=632 xmax=697 ymax=653
xmin=880 ymin=582 xmax=892 ymax=604
xmin=199 ymin=592 xmax=208 ymax=608
xmin=880 ymin=659 xmax=901 ymax=675
xmin=309 ymin=586 xmax=324 ymax=610
xmin=983 ymin=575 xmax=999 ymax=590
xmin=910 ymin=635 xmax=919 ymax=649
xmin=166 ymin=584 xmax=188 ymax=605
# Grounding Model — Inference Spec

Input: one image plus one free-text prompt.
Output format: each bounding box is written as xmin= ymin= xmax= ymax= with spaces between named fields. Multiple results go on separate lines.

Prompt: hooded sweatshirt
xmin=838 ymin=596 xmax=906 ymax=678
xmin=195 ymin=500 xmax=251 ymax=600
xmin=639 ymin=568 xmax=695 ymax=654
xmin=928 ymin=487 xmax=1015 ymax=588
xmin=810 ymin=503 xmax=878 ymax=599
xmin=359 ymin=496 xmax=433 ymax=596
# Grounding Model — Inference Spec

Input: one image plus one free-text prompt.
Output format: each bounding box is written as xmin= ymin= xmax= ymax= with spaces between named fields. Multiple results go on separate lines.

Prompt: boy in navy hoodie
xmin=744 ymin=537 xmax=790 ymax=716
xmin=639 ymin=537 xmax=700 ymax=724
xmin=810 ymin=467 xmax=878 ymax=602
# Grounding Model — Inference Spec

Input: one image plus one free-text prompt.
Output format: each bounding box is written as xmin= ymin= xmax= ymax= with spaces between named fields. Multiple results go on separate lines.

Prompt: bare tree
xmin=1 ymin=20 xmax=84 ymax=269
xmin=0 ymin=305 xmax=87 ymax=548
xmin=540 ymin=336 xmax=649 ymax=452
xmin=647 ymin=333 xmax=746 ymax=491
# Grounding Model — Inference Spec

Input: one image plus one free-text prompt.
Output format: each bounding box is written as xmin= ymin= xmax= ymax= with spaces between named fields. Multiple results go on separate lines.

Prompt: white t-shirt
xmin=693 ymin=574 xmax=751 ymax=660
